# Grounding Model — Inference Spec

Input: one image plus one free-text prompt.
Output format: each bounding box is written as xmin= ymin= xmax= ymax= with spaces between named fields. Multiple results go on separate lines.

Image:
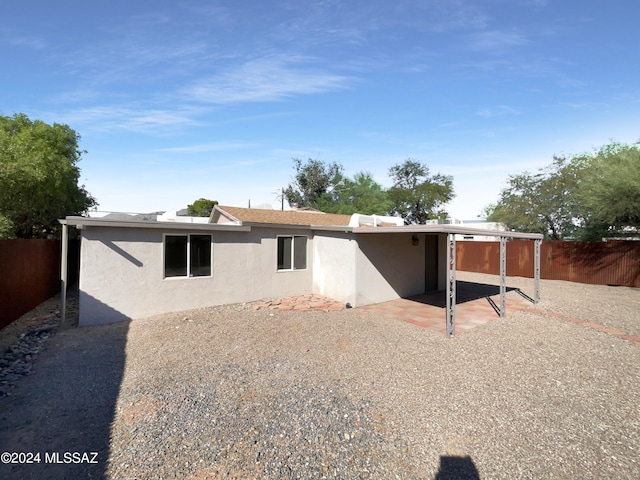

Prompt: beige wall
xmin=312 ymin=232 xmax=356 ymax=305
xmin=79 ymin=226 xmax=313 ymax=325
xmin=353 ymin=233 xmax=426 ymax=306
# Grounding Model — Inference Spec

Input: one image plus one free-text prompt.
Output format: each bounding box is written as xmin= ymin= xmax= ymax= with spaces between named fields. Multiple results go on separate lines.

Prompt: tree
xmin=187 ymin=198 xmax=218 ymax=217
xmin=0 ymin=114 xmax=97 ymax=238
xmin=316 ymin=171 xmax=391 ymax=215
xmin=387 ymin=159 xmax=454 ymax=224
xmin=283 ymin=158 xmax=343 ymax=209
xmin=488 ymin=141 xmax=640 ymax=240
xmin=487 ymin=157 xmax=584 ymax=240
xmin=577 ymin=142 xmax=640 ymax=239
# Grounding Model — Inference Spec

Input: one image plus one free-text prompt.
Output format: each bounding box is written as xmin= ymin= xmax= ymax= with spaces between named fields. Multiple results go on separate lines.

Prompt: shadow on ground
xmin=435 ymin=455 xmax=481 ymax=479
xmin=408 ymin=281 xmax=523 ymax=308
xmin=0 ymin=293 xmax=129 ymax=480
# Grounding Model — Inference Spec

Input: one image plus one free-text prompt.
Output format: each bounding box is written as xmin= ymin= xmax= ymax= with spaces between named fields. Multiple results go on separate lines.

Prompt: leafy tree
xmin=283 ymin=158 xmax=343 ymax=208
xmin=577 ymin=142 xmax=640 ymax=239
xmin=0 ymin=114 xmax=97 ymax=238
xmin=0 ymin=214 xmax=14 ymax=239
xmin=387 ymin=159 xmax=454 ymax=224
xmin=317 ymin=171 xmax=391 ymax=215
xmin=488 ymin=157 xmax=584 ymax=240
xmin=488 ymin=141 xmax=640 ymax=240
xmin=187 ymin=198 xmax=218 ymax=217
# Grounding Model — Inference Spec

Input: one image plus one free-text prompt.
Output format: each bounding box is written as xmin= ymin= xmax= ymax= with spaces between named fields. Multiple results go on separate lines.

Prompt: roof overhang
xmin=60 ymin=216 xmax=251 ymax=232
xmin=312 ymin=224 xmax=544 ymax=239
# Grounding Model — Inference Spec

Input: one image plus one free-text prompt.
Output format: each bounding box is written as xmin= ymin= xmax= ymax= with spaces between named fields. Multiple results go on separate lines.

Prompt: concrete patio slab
xmin=359 ymin=280 xmax=535 ymax=335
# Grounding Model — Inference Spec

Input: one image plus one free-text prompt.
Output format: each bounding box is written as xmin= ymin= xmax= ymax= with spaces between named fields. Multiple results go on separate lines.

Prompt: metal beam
xmin=446 ymin=233 xmax=456 ymax=337
xmin=499 ymin=236 xmax=507 ymax=317
xmin=61 ymin=223 xmax=68 ymax=326
xmin=534 ymin=238 xmax=541 ymax=304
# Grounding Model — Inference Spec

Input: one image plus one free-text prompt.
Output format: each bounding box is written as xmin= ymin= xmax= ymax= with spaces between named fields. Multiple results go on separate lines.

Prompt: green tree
xmin=0 ymin=114 xmax=97 ymax=238
xmin=317 ymin=171 xmax=391 ymax=215
xmin=387 ymin=159 xmax=454 ymax=224
xmin=577 ymin=142 xmax=640 ymax=239
xmin=187 ymin=198 xmax=218 ymax=217
xmin=488 ymin=141 xmax=640 ymax=240
xmin=283 ymin=158 xmax=343 ymax=208
xmin=488 ymin=157 xmax=584 ymax=240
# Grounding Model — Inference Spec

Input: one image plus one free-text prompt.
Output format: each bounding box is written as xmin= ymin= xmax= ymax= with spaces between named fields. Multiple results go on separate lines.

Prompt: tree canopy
xmin=0 ymin=114 xmax=97 ymax=238
xmin=187 ymin=198 xmax=218 ymax=217
xmin=283 ymin=158 xmax=343 ymax=209
xmin=488 ymin=141 xmax=640 ymax=240
xmin=316 ymin=171 xmax=391 ymax=215
xmin=387 ymin=159 xmax=455 ymax=224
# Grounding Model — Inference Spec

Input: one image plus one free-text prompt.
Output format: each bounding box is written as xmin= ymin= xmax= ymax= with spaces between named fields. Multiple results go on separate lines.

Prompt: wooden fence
xmin=0 ymin=239 xmax=80 ymax=329
xmin=456 ymin=240 xmax=640 ymax=288
xmin=0 ymin=239 xmax=60 ymax=329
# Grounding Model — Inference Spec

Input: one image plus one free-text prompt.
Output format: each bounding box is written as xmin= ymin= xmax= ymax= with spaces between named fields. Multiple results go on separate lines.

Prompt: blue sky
xmin=2 ymin=0 xmax=639 ymax=219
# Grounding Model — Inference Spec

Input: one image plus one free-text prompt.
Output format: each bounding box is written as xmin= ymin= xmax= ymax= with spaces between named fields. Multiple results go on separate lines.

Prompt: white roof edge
xmin=61 ymin=216 xmax=251 ymax=232
xmin=314 ymin=224 xmax=542 ymax=239
xmin=350 ymin=224 xmax=543 ymax=239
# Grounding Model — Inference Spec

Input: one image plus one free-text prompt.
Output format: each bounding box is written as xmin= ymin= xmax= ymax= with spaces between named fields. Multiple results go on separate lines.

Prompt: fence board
xmin=0 ymin=239 xmax=61 ymax=329
xmin=457 ymin=240 xmax=640 ymax=288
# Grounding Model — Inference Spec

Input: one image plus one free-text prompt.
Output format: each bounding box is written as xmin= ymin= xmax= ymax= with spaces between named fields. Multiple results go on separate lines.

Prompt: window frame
xmin=276 ymin=234 xmax=308 ymax=271
xmin=163 ymin=233 xmax=213 ymax=279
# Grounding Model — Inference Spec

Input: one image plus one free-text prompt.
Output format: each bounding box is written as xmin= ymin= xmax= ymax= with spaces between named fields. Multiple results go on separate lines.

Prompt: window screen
xmin=190 ymin=235 xmax=211 ymax=277
xmin=277 ymin=236 xmax=292 ymax=270
xmin=293 ymin=236 xmax=307 ymax=269
xmin=277 ymin=235 xmax=307 ymax=270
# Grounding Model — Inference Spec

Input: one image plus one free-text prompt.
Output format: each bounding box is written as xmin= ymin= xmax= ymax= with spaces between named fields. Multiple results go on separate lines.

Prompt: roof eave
xmin=61 ymin=216 xmax=251 ymax=232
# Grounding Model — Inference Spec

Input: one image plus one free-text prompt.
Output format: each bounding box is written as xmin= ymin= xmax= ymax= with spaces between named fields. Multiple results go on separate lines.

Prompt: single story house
xmin=60 ymin=206 xmax=543 ymax=336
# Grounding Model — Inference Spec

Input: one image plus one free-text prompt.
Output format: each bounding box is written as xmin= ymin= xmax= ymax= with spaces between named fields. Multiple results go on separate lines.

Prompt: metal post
xmin=534 ymin=238 xmax=541 ymax=304
xmin=61 ymin=222 xmax=68 ymax=326
xmin=446 ymin=233 xmax=456 ymax=337
xmin=499 ymin=236 xmax=506 ymax=317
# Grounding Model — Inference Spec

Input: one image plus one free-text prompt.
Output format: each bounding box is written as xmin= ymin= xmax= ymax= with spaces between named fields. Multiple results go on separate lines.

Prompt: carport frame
xmin=344 ymin=225 xmax=544 ymax=337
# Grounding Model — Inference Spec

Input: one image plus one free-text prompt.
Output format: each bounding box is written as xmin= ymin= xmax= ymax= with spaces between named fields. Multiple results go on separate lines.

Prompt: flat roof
xmin=60 ymin=217 xmax=251 ymax=232
xmin=61 ymin=216 xmax=543 ymax=240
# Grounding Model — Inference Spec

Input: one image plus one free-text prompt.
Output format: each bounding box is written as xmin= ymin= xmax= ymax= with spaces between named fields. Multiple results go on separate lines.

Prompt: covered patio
xmin=360 ymin=276 xmax=536 ymax=335
xmin=349 ymin=225 xmax=544 ymax=337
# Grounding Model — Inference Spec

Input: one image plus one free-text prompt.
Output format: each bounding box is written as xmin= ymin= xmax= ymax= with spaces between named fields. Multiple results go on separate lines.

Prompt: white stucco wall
xmin=312 ymin=232 xmax=357 ymax=306
xmin=353 ymin=233 xmax=426 ymax=306
xmin=78 ymin=226 xmax=313 ymax=325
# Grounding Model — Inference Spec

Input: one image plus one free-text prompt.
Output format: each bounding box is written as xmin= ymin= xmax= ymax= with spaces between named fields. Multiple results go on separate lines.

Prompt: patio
xmin=360 ymin=280 xmax=535 ymax=335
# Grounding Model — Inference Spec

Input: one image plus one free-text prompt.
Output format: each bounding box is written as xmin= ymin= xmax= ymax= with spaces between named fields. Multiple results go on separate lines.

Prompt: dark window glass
xmin=293 ymin=236 xmax=307 ymax=269
xmin=165 ymin=235 xmax=187 ymax=277
xmin=277 ymin=236 xmax=292 ymax=270
xmin=190 ymin=235 xmax=211 ymax=277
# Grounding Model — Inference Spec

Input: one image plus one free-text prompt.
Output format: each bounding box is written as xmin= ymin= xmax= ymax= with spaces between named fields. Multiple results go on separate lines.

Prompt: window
xmin=277 ymin=235 xmax=307 ymax=270
xmin=164 ymin=234 xmax=211 ymax=278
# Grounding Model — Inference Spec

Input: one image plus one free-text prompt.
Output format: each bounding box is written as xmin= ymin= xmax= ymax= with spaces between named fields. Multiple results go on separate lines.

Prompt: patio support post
xmin=446 ymin=233 xmax=456 ymax=337
xmin=499 ymin=236 xmax=507 ymax=317
xmin=61 ymin=222 xmax=68 ymax=326
xmin=534 ymin=238 xmax=541 ymax=304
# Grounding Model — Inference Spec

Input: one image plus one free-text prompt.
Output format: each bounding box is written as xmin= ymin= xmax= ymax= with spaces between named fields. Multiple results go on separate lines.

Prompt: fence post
xmin=446 ymin=233 xmax=456 ymax=337
xmin=534 ymin=239 xmax=541 ymax=303
xmin=61 ymin=222 xmax=68 ymax=325
xmin=500 ymin=236 xmax=507 ymax=317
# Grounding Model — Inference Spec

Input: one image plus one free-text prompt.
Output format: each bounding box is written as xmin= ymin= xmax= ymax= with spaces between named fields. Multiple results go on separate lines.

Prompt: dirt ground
xmin=0 ymin=275 xmax=638 ymax=479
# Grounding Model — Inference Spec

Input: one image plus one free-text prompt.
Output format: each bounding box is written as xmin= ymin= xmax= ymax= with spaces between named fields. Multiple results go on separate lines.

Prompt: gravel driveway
xmin=1 ymin=273 xmax=639 ymax=479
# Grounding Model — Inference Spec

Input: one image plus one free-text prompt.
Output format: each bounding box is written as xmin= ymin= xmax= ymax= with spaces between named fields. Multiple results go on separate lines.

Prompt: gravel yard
xmin=1 ymin=272 xmax=639 ymax=479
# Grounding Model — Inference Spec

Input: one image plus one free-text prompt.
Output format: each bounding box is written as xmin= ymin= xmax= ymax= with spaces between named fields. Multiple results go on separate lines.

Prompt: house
xmin=60 ymin=205 xmax=543 ymax=336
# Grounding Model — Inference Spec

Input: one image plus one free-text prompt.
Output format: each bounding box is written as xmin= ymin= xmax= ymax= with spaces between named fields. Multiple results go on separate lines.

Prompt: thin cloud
xmin=158 ymin=142 xmax=255 ymax=153
xmin=54 ymin=105 xmax=203 ymax=134
xmin=185 ymin=55 xmax=354 ymax=104
xmin=476 ymin=105 xmax=518 ymax=117
xmin=469 ymin=30 xmax=529 ymax=53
